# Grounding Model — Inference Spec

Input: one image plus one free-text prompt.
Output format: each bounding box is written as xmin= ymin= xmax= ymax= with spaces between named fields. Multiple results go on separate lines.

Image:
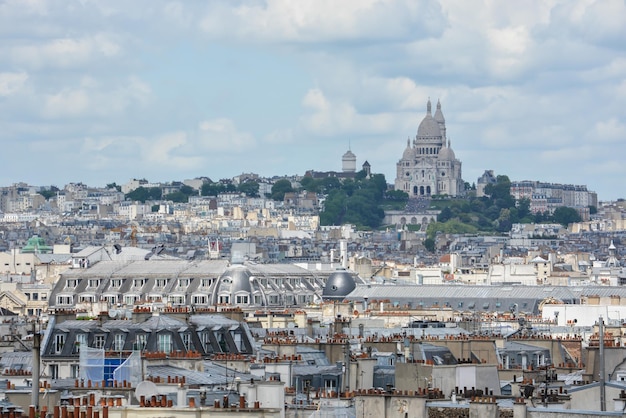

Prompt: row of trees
xmin=424 ymin=175 xmax=589 ymax=248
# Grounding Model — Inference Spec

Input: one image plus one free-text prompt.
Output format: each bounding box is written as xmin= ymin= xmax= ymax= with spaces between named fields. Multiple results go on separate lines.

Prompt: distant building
xmin=476 ymin=170 xmax=497 ymax=197
xmin=342 ymin=149 xmax=357 ymax=173
xmin=395 ymin=99 xmax=463 ymax=197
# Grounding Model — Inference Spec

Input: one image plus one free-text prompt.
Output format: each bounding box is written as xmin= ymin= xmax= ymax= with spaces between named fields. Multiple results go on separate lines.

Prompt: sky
xmin=1 ymin=0 xmax=625 ymax=201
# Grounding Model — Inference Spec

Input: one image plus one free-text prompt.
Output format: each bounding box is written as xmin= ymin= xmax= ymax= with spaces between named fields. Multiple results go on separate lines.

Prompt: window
xmin=177 ymin=278 xmax=190 ymax=289
xmin=113 ymin=334 xmax=126 ymax=351
xmin=157 ymin=334 xmax=172 ymax=354
xmin=218 ymin=295 xmax=230 ymax=304
xmin=169 ymin=295 xmax=185 ymax=305
xmin=66 ymin=279 xmax=79 ymax=288
xmin=201 ymin=332 xmax=211 ymax=353
xmin=57 ymin=295 xmax=73 ymax=305
xmin=181 ymin=333 xmax=192 ymax=351
xmin=71 ymin=364 xmax=80 ymax=379
xmin=216 ymin=333 xmax=227 ymax=352
xmin=79 ymin=295 xmax=95 ymax=303
xmin=94 ymin=335 xmax=106 ymax=349
xmin=41 ymin=293 xmax=47 ymax=301
xmin=133 ymin=278 xmax=146 ymax=288
xmin=75 ymin=334 xmax=88 ymax=353
xmin=155 ymin=278 xmax=168 ymax=288
xmin=110 ymin=279 xmax=122 ymax=288
xmin=49 ymin=364 xmax=59 ymax=380
xmin=135 ymin=334 xmax=147 ymax=351
xmin=25 ymin=293 xmax=31 ymax=300
xmin=103 ymin=295 xmax=117 ymax=305
xmin=88 ymin=279 xmax=100 ymax=288
xmin=324 ymin=379 xmax=337 ymax=394
xmin=124 ymin=295 xmax=139 ymax=305
xmin=231 ymin=331 xmax=243 ymax=351
xmin=53 ymin=334 xmax=66 ymax=354
xmin=192 ymin=295 xmax=207 ymax=305
xmin=236 ymin=295 xmax=249 ymax=304
xmin=201 ymin=278 xmax=213 ymax=288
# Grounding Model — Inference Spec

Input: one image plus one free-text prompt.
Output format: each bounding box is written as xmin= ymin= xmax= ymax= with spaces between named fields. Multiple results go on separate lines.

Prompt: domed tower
xmin=342 ymin=149 xmax=357 ymax=173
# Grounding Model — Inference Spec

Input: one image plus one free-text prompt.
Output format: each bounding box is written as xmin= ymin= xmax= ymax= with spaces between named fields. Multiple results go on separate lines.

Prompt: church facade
xmin=395 ymin=99 xmax=464 ymax=197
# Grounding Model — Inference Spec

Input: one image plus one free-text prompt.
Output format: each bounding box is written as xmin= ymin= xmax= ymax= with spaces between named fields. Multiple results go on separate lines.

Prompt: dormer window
xmin=88 ymin=279 xmax=100 ymax=288
xmin=155 ymin=278 xmax=169 ymax=288
xmin=177 ymin=278 xmax=190 ymax=289
xmin=66 ymin=279 xmax=80 ymax=289
xmin=133 ymin=278 xmax=146 ymax=288
xmin=110 ymin=279 xmax=122 ymax=288
xmin=57 ymin=295 xmax=73 ymax=305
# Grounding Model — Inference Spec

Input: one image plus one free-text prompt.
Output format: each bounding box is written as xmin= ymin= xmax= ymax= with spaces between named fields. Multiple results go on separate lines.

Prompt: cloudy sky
xmin=1 ymin=0 xmax=625 ymax=201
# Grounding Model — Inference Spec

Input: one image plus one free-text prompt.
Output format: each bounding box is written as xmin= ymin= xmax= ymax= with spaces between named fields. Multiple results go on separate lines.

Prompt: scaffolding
xmin=79 ymin=347 xmax=142 ymax=387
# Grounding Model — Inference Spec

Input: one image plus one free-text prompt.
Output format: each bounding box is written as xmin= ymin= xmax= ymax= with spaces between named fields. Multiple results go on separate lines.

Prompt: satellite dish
xmin=124 ymin=309 xmax=133 ymax=320
xmin=134 ymin=380 xmax=159 ymax=401
xmin=109 ymin=309 xmax=118 ymax=319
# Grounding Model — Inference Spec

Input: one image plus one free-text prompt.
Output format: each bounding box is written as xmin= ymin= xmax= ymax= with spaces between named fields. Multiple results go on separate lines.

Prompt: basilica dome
xmin=438 ymin=144 xmax=455 ymax=160
xmin=417 ymin=115 xmax=441 ymax=139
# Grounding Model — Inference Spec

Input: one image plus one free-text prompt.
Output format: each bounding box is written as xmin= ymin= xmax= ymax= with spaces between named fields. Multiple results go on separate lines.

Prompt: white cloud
xmin=7 ymin=34 xmax=123 ymax=70
xmin=41 ymin=76 xmax=151 ymax=119
xmin=0 ymin=72 xmax=28 ymax=96
xmin=199 ymin=0 xmax=446 ymax=42
xmin=592 ymin=118 xmax=626 ymax=142
xmin=196 ymin=118 xmax=256 ymax=152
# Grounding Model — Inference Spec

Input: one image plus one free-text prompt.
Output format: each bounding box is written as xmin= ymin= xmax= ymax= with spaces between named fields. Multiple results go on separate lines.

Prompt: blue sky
xmin=1 ymin=0 xmax=625 ymax=201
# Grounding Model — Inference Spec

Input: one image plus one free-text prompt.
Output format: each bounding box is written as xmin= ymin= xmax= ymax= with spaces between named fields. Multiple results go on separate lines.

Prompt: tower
xmin=342 ymin=149 xmax=357 ymax=173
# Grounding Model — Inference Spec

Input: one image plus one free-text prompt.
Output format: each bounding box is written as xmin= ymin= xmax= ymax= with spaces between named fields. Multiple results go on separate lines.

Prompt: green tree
xmin=164 ymin=191 xmax=189 ymax=203
xmin=106 ymin=182 xmax=122 ymax=192
xmin=517 ymin=197 xmax=531 ymax=219
xmin=424 ymin=238 xmax=436 ymax=252
xmin=300 ymin=176 xmax=319 ymax=193
xmin=320 ymin=177 xmax=342 ymax=193
xmin=271 ymin=179 xmax=294 ymax=201
xmin=125 ymin=186 xmax=162 ymax=202
xmin=38 ymin=186 xmax=59 ymax=200
xmin=552 ymin=206 xmax=581 ymax=226
xmin=438 ymin=207 xmax=453 ymax=222
xmin=484 ymin=175 xmax=515 ymax=208
xmin=201 ymin=183 xmax=225 ymax=196
xmin=320 ymin=189 xmax=347 ymax=225
xmin=238 ymin=181 xmax=260 ymax=197
xmin=180 ymin=185 xmax=195 ymax=196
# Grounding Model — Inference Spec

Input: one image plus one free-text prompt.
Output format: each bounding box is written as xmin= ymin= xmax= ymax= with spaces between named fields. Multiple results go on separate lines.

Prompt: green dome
xmin=21 ymin=235 xmax=53 ymax=254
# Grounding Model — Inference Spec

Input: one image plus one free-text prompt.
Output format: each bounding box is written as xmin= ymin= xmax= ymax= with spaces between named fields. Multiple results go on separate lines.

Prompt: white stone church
xmin=395 ymin=99 xmax=464 ymax=197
